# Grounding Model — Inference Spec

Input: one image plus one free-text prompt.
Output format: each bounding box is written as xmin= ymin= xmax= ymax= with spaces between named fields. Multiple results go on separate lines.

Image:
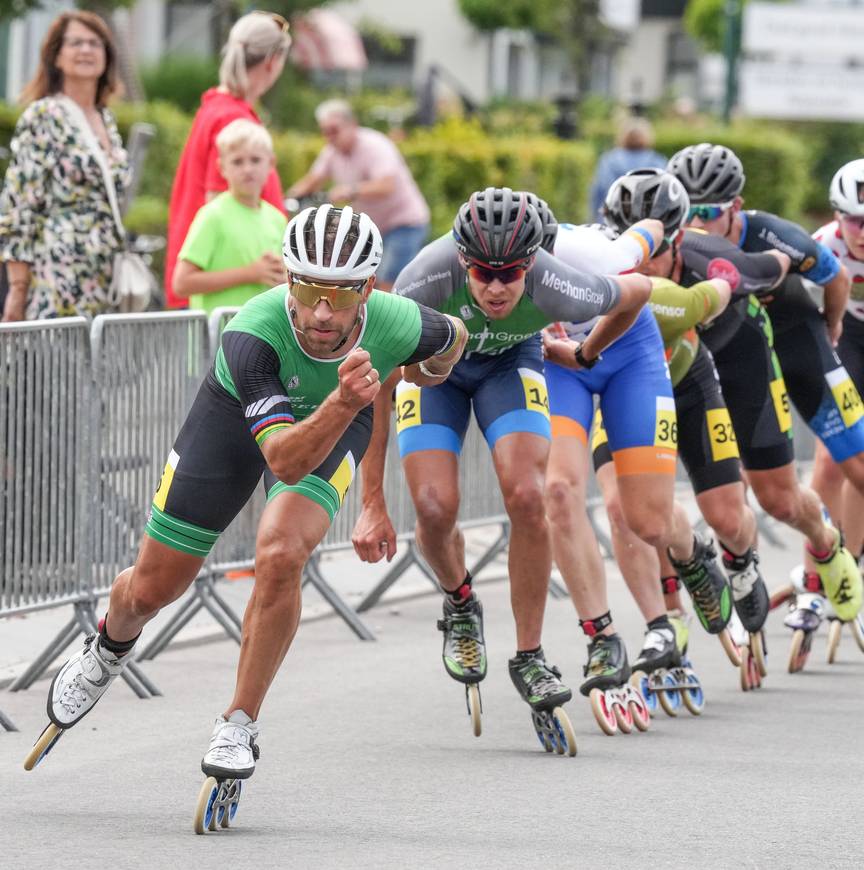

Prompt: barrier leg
xmin=755 ymin=508 xmax=785 ymax=548
xmin=0 ymin=708 xmax=18 ymax=732
xmin=8 ymin=616 xmax=81 ymax=691
xmin=356 ymin=541 xmax=438 ymax=613
xmin=468 ymin=520 xmax=510 ymax=578
xmin=136 ymin=592 xmax=204 ymax=661
xmin=302 ymin=555 xmax=375 ymax=641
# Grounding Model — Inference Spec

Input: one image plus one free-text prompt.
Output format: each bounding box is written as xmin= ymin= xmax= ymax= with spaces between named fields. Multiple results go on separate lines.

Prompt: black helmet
xmin=667 ymin=143 xmax=745 ymax=204
xmin=603 ymin=168 xmax=690 ymax=237
xmin=453 ymin=187 xmax=543 ymax=267
xmin=521 ymin=192 xmax=558 ymax=253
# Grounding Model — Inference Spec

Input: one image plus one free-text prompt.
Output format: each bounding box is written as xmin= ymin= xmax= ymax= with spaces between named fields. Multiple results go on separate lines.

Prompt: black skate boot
xmin=508 ymin=648 xmax=572 ymax=711
xmin=721 ymin=544 xmax=769 ymax=633
xmin=669 ymin=533 xmax=733 ymax=634
xmin=579 ymin=632 xmax=630 ymax=696
xmin=509 ymin=648 xmax=576 ymax=756
xmin=437 ymin=593 xmax=487 ymax=684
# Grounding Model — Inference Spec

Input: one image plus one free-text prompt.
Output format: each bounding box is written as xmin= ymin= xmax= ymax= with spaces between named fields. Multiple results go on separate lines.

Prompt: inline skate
xmin=437 ymin=592 xmax=486 ymax=737
xmin=579 ymin=617 xmax=649 ymax=735
xmin=509 ymin=648 xmax=577 ymax=756
xmin=193 ymin=710 xmax=258 ymax=834
xmin=631 ymin=611 xmax=704 ymax=717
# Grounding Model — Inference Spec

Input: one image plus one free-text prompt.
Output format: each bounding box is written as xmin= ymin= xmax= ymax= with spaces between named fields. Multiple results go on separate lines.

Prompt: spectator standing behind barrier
xmin=287 ymin=99 xmax=430 ymax=290
xmin=173 ymin=120 xmax=287 ymax=314
xmin=164 ymin=12 xmax=291 ymax=310
xmin=588 ymin=117 xmax=666 ymax=220
xmin=0 ymin=12 xmax=128 ymax=322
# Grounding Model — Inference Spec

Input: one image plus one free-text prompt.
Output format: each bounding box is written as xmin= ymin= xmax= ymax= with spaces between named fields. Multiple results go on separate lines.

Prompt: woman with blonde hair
xmin=0 ymin=11 xmax=128 ymax=320
xmin=165 ymin=12 xmax=291 ymax=309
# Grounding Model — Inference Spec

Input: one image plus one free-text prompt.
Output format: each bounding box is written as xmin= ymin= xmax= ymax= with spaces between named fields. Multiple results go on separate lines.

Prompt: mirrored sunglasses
xmin=465 ymin=260 xmax=532 ymax=285
xmin=687 ymin=202 xmax=733 ymax=222
xmin=290 ymin=277 xmax=365 ymax=310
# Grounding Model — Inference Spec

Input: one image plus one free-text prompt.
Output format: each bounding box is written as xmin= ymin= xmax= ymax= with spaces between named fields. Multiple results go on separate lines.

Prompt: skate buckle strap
xmin=661 ymin=575 xmax=681 ymax=594
xmin=580 ymin=611 xmax=612 ymax=638
xmin=803 ymin=572 xmax=823 ymax=593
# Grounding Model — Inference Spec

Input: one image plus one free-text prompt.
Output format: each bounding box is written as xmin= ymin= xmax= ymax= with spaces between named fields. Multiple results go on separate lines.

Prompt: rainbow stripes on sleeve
xmin=251 ymin=413 xmax=295 ymax=446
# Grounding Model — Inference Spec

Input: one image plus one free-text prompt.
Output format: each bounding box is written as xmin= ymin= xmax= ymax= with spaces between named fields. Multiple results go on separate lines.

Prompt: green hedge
xmin=0 ymin=99 xmax=821 ymax=271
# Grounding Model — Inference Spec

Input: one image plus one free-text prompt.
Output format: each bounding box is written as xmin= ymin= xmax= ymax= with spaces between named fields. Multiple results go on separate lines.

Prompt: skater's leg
xmin=402 ymin=449 xmax=465 ymax=590
xmin=594 ymin=462 xmax=664 ymax=620
xmin=493 ymin=431 xmax=551 ymax=651
xmin=226 ymin=492 xmax=331 ymax=720
xmin=105 ymin=537 xmax=205 ymax=641
xmin=545 ymin=435 xmax=612 ymax=630
xmin=696 ymin=482 xmax=757 ymax=557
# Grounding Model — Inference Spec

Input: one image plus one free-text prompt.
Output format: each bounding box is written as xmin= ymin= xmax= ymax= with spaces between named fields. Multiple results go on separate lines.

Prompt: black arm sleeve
xmin=220 ymin=329 xmax=296 ymax=429
xmin=681 ymin=230 xmax=782 ymax=296
xmin=400 ymin=303 xmax=458 ymax=365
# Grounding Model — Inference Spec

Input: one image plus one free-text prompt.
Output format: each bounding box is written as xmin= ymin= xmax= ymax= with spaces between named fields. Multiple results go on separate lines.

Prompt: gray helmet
xmin=452 ymin=187 xmax=543 ymax=267
xmin=667 ymin=143 xmax=745 ymax=204
xmin=603 ymin=168 xmax=690 ymax=237
xmin=521 ymin=192 xmax=558 ymax=253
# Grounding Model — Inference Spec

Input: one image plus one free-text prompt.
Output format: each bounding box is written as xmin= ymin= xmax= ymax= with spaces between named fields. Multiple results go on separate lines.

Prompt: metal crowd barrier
xmin=2 ymin=309 xmax=809 ymax=724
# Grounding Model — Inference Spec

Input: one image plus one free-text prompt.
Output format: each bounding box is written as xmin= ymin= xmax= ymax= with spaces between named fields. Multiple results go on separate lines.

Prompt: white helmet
xmin=829 ymin=159 xmax=864 ymax=216
xmin=282 ymin=204 xmax=383 ymax=281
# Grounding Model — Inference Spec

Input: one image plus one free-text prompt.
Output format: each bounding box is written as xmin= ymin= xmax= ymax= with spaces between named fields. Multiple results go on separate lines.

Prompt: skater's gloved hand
xmin=352 ymin=500 xmax=397 ymax=563
xmin=338 ymin=349 xmax=380 ymax=410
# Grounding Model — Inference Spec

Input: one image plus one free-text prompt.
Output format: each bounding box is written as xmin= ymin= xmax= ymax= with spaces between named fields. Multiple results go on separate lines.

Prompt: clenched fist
xmin=338 ymin=349 xmax=380 ymax=410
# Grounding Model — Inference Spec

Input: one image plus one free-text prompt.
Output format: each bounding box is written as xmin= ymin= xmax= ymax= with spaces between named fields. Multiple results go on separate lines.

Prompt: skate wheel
xmin=612 ymin=697 xmax=633 ymax=734
xmin=23 ymin=722 xmax=63 ymax=772
xmin=739 ymin=647 xmax=753 ymax=692
xmin=630 ymin=671 xmax=657 ymax=715
xmin=657 ymin=672 xmax=681 ymax=717
xmin=788 ymin=628 xmax=807 ymax=673
xmin=852 ymin=614 xmax=864 ymax=654
xmin=626 ymin=687 xmax=650 ymax=732
xmin=681 ymin=672 xmax=705 ymax=715
xmin=719 ymin=628 xmax=742 ymax=667
xmin=827 ymin=619 xmax=842 ymax=664
xmin=552 ymin=708 xmax=577 ymax=757
xmin=752 ymin=631 xmax=767 ymax=677
xmin=193 ymin=777 xmax=220 ymax=835
xmin=769 ymin=583 xmax=794 ymax=611
xmin=589 ymin=688 xmax=617 ymax=736
xmin=466 ymin=684 xmax=482 ymax=738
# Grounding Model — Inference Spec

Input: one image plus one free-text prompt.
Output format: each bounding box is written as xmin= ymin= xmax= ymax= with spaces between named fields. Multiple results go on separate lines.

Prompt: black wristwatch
xmin=574 ymin=342 xmax=601 ymax=369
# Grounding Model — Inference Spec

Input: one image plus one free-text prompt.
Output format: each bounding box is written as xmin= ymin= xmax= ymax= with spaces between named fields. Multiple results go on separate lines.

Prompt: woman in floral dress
xmin=0 ymin=11 xmax=128 ymax=321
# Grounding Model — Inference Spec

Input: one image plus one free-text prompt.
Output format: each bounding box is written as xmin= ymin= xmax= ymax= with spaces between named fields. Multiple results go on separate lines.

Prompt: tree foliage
xmin=683 ymin=0 xmax=737 ymax=54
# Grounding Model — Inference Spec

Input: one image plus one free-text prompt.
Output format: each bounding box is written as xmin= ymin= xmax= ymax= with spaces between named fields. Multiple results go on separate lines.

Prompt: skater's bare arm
xmin=261 ymin=350 xmax=380 ymax=485
xmin=353 ymin=369 xmax=400 ymax=562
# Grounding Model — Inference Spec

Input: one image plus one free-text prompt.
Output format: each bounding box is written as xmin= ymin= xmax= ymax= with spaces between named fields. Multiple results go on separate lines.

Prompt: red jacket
xmin=164 ymin=88 xmax=284 ymax=308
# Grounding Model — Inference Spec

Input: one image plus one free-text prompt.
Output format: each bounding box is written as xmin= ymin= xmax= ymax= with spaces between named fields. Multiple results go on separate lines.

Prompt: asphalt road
xmin=2 ymin=523 xmax=863 ymax=870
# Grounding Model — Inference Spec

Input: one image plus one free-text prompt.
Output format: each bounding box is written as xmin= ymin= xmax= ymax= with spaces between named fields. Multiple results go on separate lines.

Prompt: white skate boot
xmin=24 ymin=633 xmax=130 ymax=771
xmin=201 ymin=710 xmax=260 ymax=780
xmin=49 ymin=634 xmax=128 ymax=727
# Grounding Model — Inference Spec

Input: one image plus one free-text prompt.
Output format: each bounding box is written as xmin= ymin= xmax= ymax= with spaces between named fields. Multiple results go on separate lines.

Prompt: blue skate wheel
xmin=682 ymin=673 xmax=704 ymax=715
xmin=657 ymin=672 xmax=682 ymax=717
xmin=229 ymin=781 xmax=242 ymax=821
xmin=631 ymin=673 xmax=657 ymax=714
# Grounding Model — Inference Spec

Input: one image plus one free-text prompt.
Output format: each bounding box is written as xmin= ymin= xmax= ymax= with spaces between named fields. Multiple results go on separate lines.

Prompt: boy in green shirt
xmin=173 ymin=119 xmax=287 ymax=314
